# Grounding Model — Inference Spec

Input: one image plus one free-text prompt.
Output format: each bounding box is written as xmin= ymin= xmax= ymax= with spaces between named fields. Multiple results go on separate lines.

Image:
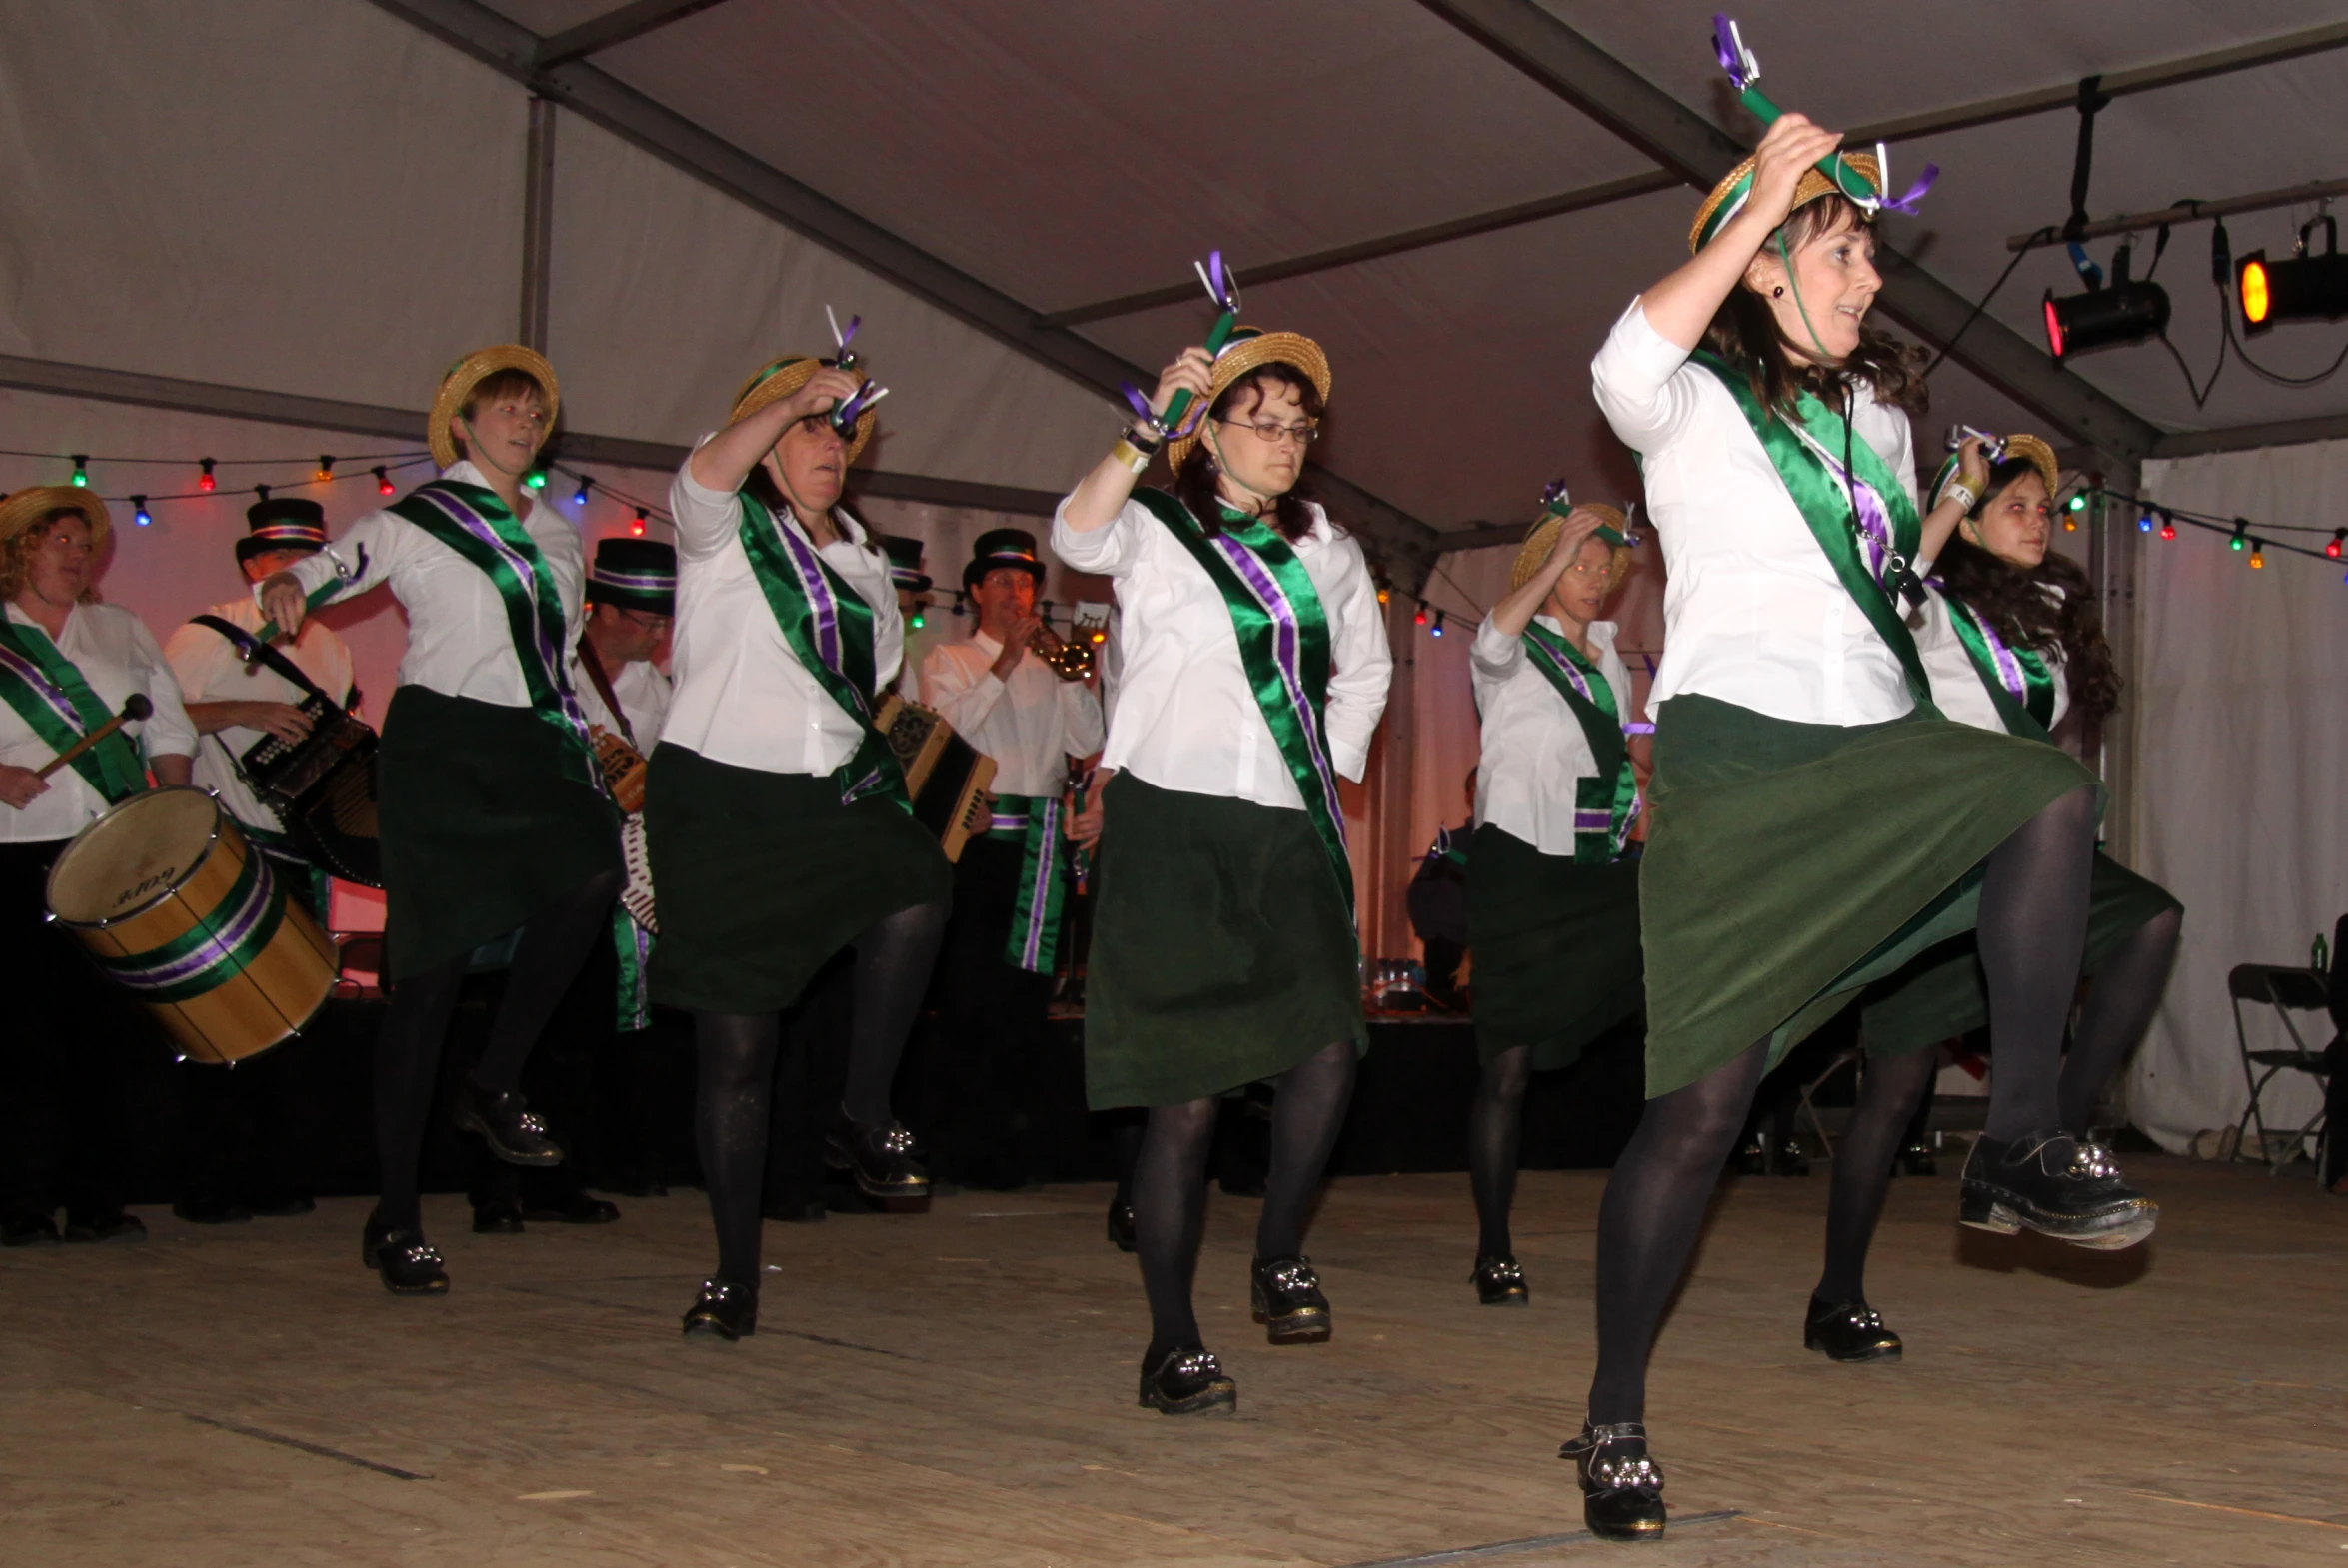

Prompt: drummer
xmin=160 ymin=497 xmax=358 ymax=1225
xmin=0 ymin=487 xmax=195 ymax=1247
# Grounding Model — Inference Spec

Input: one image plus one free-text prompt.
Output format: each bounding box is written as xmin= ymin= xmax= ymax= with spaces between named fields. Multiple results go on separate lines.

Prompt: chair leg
xmin=2230 ymin=996 xmax=2263 ymax=1167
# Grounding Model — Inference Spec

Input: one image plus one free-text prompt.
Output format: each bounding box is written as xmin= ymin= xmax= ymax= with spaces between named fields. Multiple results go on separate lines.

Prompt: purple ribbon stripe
xmin=113 ymin=854 xmax=278 ymax=993
xmin=0 ymin=642 xmax=89 ymax=733
xmin=417 ymin=488 xmax=598 ymax=745
xmin=772 ymin=516 xmax=846 ymax=685
xmin=1016 ymin=798 xmax=1063 ymax=971
xmin=1209 ymin=535 xmax=1347 ymax=842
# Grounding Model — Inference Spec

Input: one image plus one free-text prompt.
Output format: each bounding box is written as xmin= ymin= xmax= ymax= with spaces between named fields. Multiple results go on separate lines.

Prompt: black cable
xmin=2223 ymin=311 xmax=2348 ymax=388
xmin=1922 ymin=228 xmax=2054 ymax=380
xmin=2156 ymin=325 xmax=2226 ymax=409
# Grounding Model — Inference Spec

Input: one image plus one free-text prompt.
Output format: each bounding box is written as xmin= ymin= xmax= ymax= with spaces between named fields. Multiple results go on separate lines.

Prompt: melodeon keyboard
xmin=591 ymin=727 xmax=648 ymax=814
xmin=239 ymin=693 xmax=382 ymax=886
xmin=876 ymin=697 xmax=995 ymax=863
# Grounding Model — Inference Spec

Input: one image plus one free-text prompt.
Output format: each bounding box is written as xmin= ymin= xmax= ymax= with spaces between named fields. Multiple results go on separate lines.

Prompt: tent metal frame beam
xmin=2007 ymin=176 xmax=2348 ymax=251
xmin=1417 ymin=0 xmax=2163 ymax=465
xmin=0 ymin=353 xmax=1067 ymax=518
xmin=519 ymin=96 xmax=557 ymax=350
xmin=1050 ymin=18 xmax=2348 ymax=327
xmin=533 ymin=0 xmax=734 ymax=68
xmin=364 ymin=0 xmax=1445 ymax=586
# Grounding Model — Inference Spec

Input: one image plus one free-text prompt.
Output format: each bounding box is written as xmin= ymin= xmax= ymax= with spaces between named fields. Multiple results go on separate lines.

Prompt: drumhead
xmin=46 ymin=786 xmax=226 ymax=927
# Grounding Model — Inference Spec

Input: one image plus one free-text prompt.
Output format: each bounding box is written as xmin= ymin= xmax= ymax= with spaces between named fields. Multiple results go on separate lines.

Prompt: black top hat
xmin=877 ymin=534 xmax=931 ymax=594
xmin=586 ymin=537 xmax=677 ymax=616
xmin=963 ymin=527 xmax=1046 ymax=592
xmin=237 ymin=497 xmax=329 ymax=564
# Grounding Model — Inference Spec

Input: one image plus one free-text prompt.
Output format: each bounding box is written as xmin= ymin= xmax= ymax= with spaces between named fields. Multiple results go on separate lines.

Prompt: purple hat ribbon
xmin=1712 ymin=14 xmax=1759 ymax=91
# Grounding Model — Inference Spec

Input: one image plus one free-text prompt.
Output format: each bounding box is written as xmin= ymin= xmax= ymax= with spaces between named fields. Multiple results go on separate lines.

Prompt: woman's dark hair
xmin=1701 ymin=195 xmax=1928 ymax=418
xmin=1935 ymin=456 xmax=2119 ymax=724
xmin=744 ymin=462 xmax=790 ymax=516
xmin=1173 ymin=364 xmax=1328 ymax=543
xmin=461 ymin=368 xmax=545 ymax=421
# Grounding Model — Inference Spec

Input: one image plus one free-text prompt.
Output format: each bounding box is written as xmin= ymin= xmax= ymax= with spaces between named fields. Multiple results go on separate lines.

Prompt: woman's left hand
xmin=1956 ymin=435 xmax=1992 ymax=492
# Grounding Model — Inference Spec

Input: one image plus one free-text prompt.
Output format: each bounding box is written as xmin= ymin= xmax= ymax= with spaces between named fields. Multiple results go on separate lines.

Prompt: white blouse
xmin=2 ymin=601 xmax=197 ymax=843
xmin=1471 ymin=615 xmax=1636 ymax=856
xmin=573 ymin=653 xmax=673 ymax=755
xmin=920 ymin=633 xmax=1105 ymax=797
xmin=164 ymin=597 xmax=355 ymax=836
xmin=1051 ymin=496 xmax=1391 ymax=809
xmin=1591 ymin=301 xmax=1921 ymax=728
xmin=273 ymin=460 xmax=585 ymax=708
xmin=1912 ymin=584 xmax=2072 ymax=736
xmin=662 ymin=454 xmax=901 ymax=778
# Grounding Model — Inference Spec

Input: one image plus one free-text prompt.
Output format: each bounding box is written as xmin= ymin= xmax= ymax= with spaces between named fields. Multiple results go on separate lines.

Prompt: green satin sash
xmin=1939 ymin=589 xmax=2055 ymax=742
xmin=1519 ymin=622 xmax=1639 ymax=862
xmin=0 ymin=619 xmax=147 ymax=802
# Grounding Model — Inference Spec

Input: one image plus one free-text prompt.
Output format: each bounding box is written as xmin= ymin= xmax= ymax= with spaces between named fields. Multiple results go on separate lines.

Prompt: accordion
xmin=240 ymin=692 xmax=382 ymax=887
xmin=876 ymin=696 xmax=995 ymax=862
xmin=591 ymin=727 xmax=648 ymax=814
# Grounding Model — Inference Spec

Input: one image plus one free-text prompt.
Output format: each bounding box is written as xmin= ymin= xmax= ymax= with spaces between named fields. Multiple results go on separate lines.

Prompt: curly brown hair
xmin=1173 ymin=364 xmax=1329 ymax=543
xmin=1933 ymin=458 xmax=2119 ymax=724
xmin=1700 ymin=195 xmax=1930 ymax=419
xmin=0 ymin=508 xmax=102 ymax=605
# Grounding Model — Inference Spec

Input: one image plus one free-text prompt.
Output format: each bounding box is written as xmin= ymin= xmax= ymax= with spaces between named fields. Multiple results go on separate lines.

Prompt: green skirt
xmin=644 ymin=744 xmax=952 ymax=1015
xmin=377 ymin=685 xmax=622 ymax=981
xmin=1467 ymin=824 xmax=1642 ymax=1071
xmin=1085 ymin=773 xmax=1363 ymax=1110
xmin=1857 ymin=850 xmax=2182 ymax=1055
xmin=1639 ymin=694 xmax=2095 ymax=1096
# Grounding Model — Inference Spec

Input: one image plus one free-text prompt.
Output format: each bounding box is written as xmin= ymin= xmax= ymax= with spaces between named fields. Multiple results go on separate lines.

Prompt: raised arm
xmin=688 ymin=366 xmax=863 ymax=497
xmin=257 ymin=510 xmax=404 ymax=637
xmin=1061 ymin=348 xmax=1211 ymax=534
xmin=1486 ymin=510 xmax=1605 ymax=642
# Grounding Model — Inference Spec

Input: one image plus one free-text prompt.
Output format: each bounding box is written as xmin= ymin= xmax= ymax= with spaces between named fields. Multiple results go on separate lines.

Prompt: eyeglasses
xmin=1216 ymin=417 xmax=1319 ymax=448
xmin=617 ymin=609 xmax=673 ymax=633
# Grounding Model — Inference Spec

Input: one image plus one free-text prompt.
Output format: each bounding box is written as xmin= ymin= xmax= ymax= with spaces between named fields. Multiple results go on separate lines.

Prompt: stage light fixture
xmin=2234 ymin=220 xmax=2348 ymax=336
xmin=2044 ymin=282 xmax=2170 ymax=360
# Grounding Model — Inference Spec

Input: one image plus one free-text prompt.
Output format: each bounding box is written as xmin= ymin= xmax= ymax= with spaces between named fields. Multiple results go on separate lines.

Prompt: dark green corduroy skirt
xmin=644 ymin=744 xmax=952 ymax=1015
xmin=377 ymin=686 xmax=622 ymax=981
xmin=1466 ymin=824 xmax=1642 ymax=1071
xmin=1638 ymin=694 xmax=2095 ymax=1096
xmin=1085 ymin=773 xmax=1364 ymax=1110
xmin=1857 ymin=849 xmax=2182 ymax=1056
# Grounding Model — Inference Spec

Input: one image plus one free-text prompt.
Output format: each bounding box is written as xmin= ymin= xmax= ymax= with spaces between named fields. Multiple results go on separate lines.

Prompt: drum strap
xmin=0 ymin=620 xmax=146 ymax=803
xmin=192 ymin=615 xmax=354 ymax=713
xmin=575 ymin=635 xmax=637 ymax=751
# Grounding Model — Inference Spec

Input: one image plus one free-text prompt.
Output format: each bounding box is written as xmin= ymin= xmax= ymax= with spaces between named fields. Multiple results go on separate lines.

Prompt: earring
xmin=1771 ymin=286 xmax=1785 ymax=298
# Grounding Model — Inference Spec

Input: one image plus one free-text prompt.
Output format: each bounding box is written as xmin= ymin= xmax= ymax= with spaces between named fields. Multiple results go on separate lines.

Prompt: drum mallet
xmin=35 ymin=693 xmax=153 ymax=780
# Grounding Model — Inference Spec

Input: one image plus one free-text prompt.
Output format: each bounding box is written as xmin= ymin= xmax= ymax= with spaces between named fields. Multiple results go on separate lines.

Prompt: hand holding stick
xmin=35 ymin=693 xmax=152 ymax=780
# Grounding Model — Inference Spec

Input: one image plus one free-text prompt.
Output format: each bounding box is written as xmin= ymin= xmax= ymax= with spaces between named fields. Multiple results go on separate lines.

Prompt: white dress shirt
xmin=921 ymin=632 xmax=1106 ymax=797
xmin=573 ymin=650 xmax=673 ymax=754
xmin=1591 ymin=301 xmax=1922 ymax=728
xmin=1471 ymin=614 xmax=1635 ymax=855
xmin=164 ymin=597 xmax=355 ymax=836
xmin=274 ymin=460 xmax=585 ymax=708
xmin=1051 ymin=495 xmax=1392 ymax=808
xmin=664 ymin=454 xmax=901 ymax=777
xmin=2 ymin=601 xmax=197 ymax=842
xmin=1911 ymin=585 xmax=2071 ymax=737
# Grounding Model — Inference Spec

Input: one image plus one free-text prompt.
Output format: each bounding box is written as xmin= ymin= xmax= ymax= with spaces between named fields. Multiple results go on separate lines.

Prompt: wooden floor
xmin=5 ymin=1154 xmax=2345 ymax=1566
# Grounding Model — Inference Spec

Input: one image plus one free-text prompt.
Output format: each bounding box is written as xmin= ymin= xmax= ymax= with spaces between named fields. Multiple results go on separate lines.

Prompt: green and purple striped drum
xmin=44 ymin=786 xmax=339 ymax=1064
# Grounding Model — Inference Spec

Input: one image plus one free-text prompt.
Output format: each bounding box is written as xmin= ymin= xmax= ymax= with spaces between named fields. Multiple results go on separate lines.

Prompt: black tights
xmin=694 ymin=900 xmax=947 ymax=1284
xmin=372 ymin=867 xmax=620 ymax=1232
xmin=1586 ymin=784 xmax=2097 ymax=1424
xmin=1468 ymin=1046 xmax=1533 ymax=1258
xmin=1814 ymin=1045 xmax=1939 ymax=1305
xmin=2059 ymin=904 xmax=2181 ymax=1133
xmin=1134 ymin=1040 xmax=1356 ymax=1361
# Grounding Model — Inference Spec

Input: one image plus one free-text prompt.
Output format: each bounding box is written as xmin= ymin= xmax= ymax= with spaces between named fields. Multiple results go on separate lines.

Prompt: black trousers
xmin=938 ymin=835 xmax=1057 ymax=1185
xmin=0 ymin=838 xmax=164 ymax=1222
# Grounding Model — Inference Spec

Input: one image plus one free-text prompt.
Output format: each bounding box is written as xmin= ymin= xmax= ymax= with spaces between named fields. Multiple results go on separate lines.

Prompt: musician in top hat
xmin=921 ymin=528 xmax=1105 ymax=1188
xmin=877 ymin=534 xmax=934 ymax=703
xmin=574 ymin=536 xmax=676 ymax=751
xmin=649 ymin=349 xmax=951 ymax=1341
xmin=258 ymin=347 xmax=625 ymax=1296
xmin=157 ymin=497 xmax=361 ymax=1225
xmin=0 ymin=487 xmax=196 ymax=1246
xmin=1055 ymin=324 xmax=1392 ymax=1415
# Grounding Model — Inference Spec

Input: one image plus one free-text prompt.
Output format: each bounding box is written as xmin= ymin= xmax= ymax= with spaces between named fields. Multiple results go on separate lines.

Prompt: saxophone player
xmin=920 ymin=529 xmax=1104 ymax=1188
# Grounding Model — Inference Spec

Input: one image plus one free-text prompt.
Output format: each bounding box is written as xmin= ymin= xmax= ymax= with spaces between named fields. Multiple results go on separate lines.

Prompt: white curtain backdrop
xmin=2130 ymin=437 xmax=2348 ymax=1152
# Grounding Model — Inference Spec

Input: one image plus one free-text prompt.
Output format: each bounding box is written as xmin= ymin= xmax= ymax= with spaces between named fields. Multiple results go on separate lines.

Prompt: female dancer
xmin=1576 ymin=112 xmax=2153 ymax=1539
xmin=1 ymin=489 xmax=195 ymax=1244
xmin=650 ymin=353 xmax=951 ymax=1341
xmin=263 ymin=349 xmax=624 ymax=1295
xmin=1807 ymin=435 xmax=2182 ymax=1362
xmin=1465 ymin=503 xmax=1645 ymax=1305
xmin=1056 ymin=326 xmax=1391 ymax=1415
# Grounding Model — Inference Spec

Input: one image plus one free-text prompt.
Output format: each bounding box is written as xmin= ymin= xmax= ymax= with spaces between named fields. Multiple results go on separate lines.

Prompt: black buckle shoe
xmin=1560 ymin=1421 xmax=1666 ymax=1541
xmin=63 ymin=1209 xmax=147 ymax=1243
xmin=454 ymin=1081 xmax=566 ymax=1167
xmin=1250 ymin=1254 xmax=1332 ymax=1344
xmin=1960 ymin=1131 xmax=2156 ymax=1250
xmin=1471 ymin=1253 xmax=1530 ymax=1306
xmin=1804 ymin=1296 xmax=1902 ymax=1362
xmin=682 ymin=1278 xmax=758 ymax=1340
xmin=824 ymin=1107 xmax=930 ymax=1200
xmin=471 ymin=1199 xmax=526 ymax=1235
xmin=523 ymin=1193 xmax=620 ymax=1224
xmin=1106 ymin=1200 xmax=1138 ymax=1253
xmin=1138 ymin=1346 xmax=1236 ymax=1415
xmin=362 ymin=1215 xmax=449 ymax=1295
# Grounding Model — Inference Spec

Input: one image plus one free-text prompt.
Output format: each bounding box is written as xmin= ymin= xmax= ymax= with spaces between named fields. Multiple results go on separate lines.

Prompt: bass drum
xmin=45 ymin=786 xmax=339 ymax=1065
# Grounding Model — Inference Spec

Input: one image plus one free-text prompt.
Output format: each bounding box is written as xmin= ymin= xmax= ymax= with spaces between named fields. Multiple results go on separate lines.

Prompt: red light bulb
xmin=198 ymin=458 xmax=217 ymax=493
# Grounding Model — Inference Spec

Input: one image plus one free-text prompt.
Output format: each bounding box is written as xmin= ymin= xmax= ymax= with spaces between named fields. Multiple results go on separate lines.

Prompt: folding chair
xmin=2227 ymin=962 xmax=2335 ymax=1178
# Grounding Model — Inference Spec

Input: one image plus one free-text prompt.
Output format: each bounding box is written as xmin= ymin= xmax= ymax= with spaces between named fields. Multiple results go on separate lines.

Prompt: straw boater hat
xmin=238 ymin=497 xmax=329 ymax=565
xmin=585 ymin=537 xmax=678 ymax=617
xmin=0 ymin=486 xmax=112 ymax=553
xmin=730 ymin=356 xmax=878 ymax=464
xmin=1928 ymin=433 xmax=2061 ymax=514
xmin=1688 ymin=150 xmax=1884 ymax=255
xmin=428 ymin=345 xmax=561 ymax=470
xmin=1511 ymin=502 xmax=1633 ymax=597
xmin=1164 ymin=325 xmax=1334 ymax=474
